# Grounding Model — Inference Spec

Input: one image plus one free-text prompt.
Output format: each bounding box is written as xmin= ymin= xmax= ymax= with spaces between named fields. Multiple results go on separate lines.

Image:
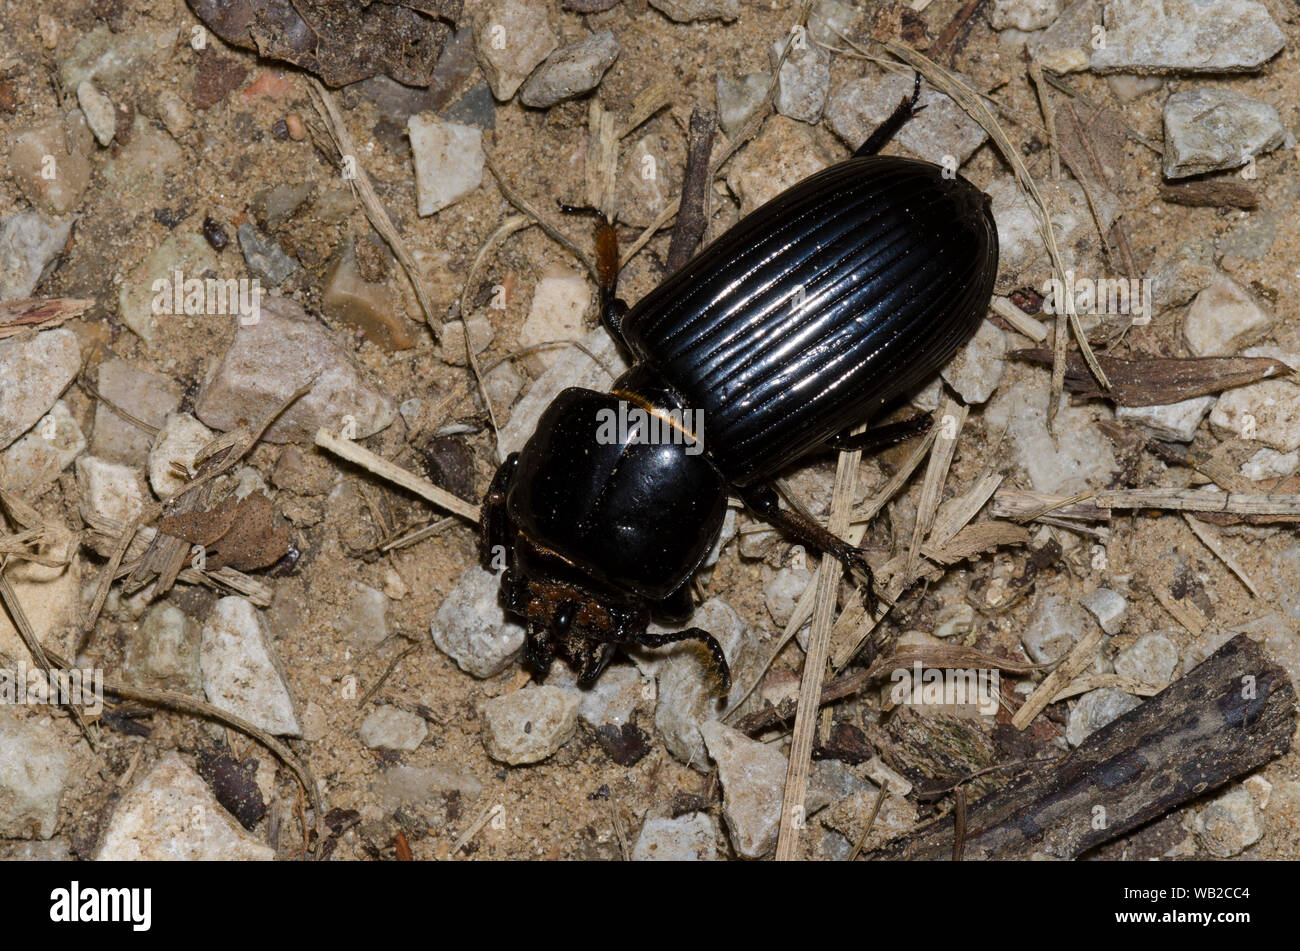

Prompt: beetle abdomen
xmin=620 ymin=156 xmax=999 ymax=485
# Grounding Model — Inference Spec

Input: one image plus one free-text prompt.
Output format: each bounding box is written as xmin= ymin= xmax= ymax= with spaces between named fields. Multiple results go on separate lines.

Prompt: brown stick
xmin=926 ymin=0 xmax=987 ymax=66
xmin=665 ymin=107 xmax=717 ymax=273
xmin=1159 ymin=181 xmax=1259 ymax=210
xmin=872 ymin=634 xmax=1295 ymax=860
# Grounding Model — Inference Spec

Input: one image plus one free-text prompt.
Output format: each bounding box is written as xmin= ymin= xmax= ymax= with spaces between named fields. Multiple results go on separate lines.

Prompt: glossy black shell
xmin=508 ymin=387 xmax=727 ymax=602
xmin=620 ymin=155 xmax=999 ymax=485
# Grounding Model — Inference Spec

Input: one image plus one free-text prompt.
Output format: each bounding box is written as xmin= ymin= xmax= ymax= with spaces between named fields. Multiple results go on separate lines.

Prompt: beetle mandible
xmin=480 ymin=81 xmax=999 ymax=691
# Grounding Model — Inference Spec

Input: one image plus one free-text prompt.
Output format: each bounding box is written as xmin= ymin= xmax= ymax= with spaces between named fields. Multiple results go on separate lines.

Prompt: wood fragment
xmin=775 ymin=429 xmax=862 ymax=860
xmin=1159 ymin=181 xmax=1258 ymax=210
xmin=1014 ymin=348 xmax=1290 ymax=406
xmin=992 ymin=486 xmax=1300 ymax=521
xmin=1011 ymin=625 xmax=1104 ymax=730
xmin=907 ymin=398 xmax=965 ymax=577
xmin=1182 ymin=513 xmax=1259 ymax=597
xmin=665 ymin=106 xmax=717 ymax=273
xmin=926 ymin=0 xmax=986 ymax=65
xmin=0 ymin=297 xmax=93 ymax=337
xmin=873 ymin=635 xmax=1295 ymax=859
xmin=989 ymin=298 xmax=1047 ymax=342
xmin=315 ymin=427 xmax=481 ymax=523
xmin=848 ymin=780 xmax=889 ymax=861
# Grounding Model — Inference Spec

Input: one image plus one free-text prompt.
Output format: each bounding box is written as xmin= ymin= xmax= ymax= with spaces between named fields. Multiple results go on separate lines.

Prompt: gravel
xmin=0 ymin=400 xmax=85 ymax=491
xmin=1113 ymin=632 xmax=1179 ymax=684
xmin=632 ymin=813 xmax=719 ymax=860
xmin=482 ymin=685 xmax=582 ymax=765
xmin=471 ymin=0 xmax=558 ymax=100
xmin=1116 ymin=396 xmax=1216 ymax=443
xmin=768 ymin=38 xmax=829 ymax=123
xmin=0 ymin=328 xmax=80 ymax=450
xmin=359 ymin=706 xmax=428 ymax=751
xmin=1080 ymin=587 xmax=1128 ymax=635
xmin=1066 ymin=687 xmax=1142 ymax=746
xmin=700 ymin=720 xmax=786 ymax=859
xmin=1162 ymin=87 xmax=1284 ymax=179
xmin=0 ymin=709 xmax=71 ymax=840
xmin=941 ymin=319 xmax=1006 ymax=405
xmin=147 ymin=413 xmax=215 ymax=499
xmin=200 ymin=596 xmax=302 ymax=737
xmin=0 ymin=211 xmax=74 ymax=301
xmin=1189 ymin=785 xmax=1262 ymax=857
xmin=827 ymin=68 xmax=988 ymax=164
xmin=408 ymin=115 xmax=485 ymax=216
xmin=195 ymin=296 xmax=397 ymax=444
xmin=1090 ymin=0 xmax=1285 ymax=74
xmin=96 ymin=752 xmax=273 ymax=860
xmin=431 ymin=564 xmax=527 ymax=678
xmin=519 ymin=31 xmax=620 ymax=108
xmin=124 ymin=602 xmax=202 ymax=693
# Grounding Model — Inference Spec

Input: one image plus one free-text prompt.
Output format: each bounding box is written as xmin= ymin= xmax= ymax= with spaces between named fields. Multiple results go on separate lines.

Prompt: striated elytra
xmin=481 ymin=105 xmax=999 ymax=691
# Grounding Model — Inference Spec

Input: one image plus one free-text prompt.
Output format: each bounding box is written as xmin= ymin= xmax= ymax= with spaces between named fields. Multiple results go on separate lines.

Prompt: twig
xmin=1011 ymin=625 xmax=1104 ymax=730
xmin=665 ymin=107 xmax=717 ymax=273
xmin=1181 ymin=514 xmax=1259 ymax=597
xmin=315 ymin=428 xmax=481 ymax=523
xmin=848 ymin=780 xmax=889 ymax=861
xmin=307 ymin=78 xmax=438 ymax=332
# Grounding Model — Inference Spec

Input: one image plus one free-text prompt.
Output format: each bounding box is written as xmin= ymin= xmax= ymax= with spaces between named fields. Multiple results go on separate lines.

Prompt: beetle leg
xmin=524 ymin=621 xmax=556 ymax=679
xmin=479 ymin=453 xmax=519 ymax=570
xmin=557 ymin=201 xmax=631 ymax=343
xmin=739 ymin=483 xmax=879 ymax=615
xmin=636 ymin=628 xmax=731 ymax=693
xmin=824 ymin=412 xmax=932 ymax=453
xmin=577 ymin=642 xmax=618 ymax=687
xmin=854 ymin=71 xmax=926 ymax=157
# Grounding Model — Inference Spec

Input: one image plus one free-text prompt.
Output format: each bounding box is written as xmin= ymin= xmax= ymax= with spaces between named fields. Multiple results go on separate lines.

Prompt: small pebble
xmin=632 ymin=813 xmax=718 ymax=861
xmin=0 ymin=708 xmax=70 ymax=840
xmin=482 ymin=685 xmax=581 ymax=765
xmin=147 ymin=412 xmax=215 ymax=499
xmin=1189 ymin=785 xmax=1261 ymax=857
xmin=360 ymin=706 xmax=428 ymax=751
xmin=941 ymin=319 xmax=1005 ymax=404
xmin=700 ymin=720 xmax=786 ymax=859
xmin=202 ymin=215 xmax=228 ymax=251
xmin=285 ymin=113 xmax=307 ymax=141
xmin=1162 ymin=87 xmax=1284 ymax=179
xmin=1080 ymin=587 xmax=1128 ymax=635
xmin=768 ymin=38 xmax=829 ymax=123
xmin=519 ymin=31 xmax=620 ymax=109
xmin=1090 ymin=0 xmax=1285 ymax=73
xmin=0 ymin=328 xmax=80 ymax=450
xmin=200 ymin=596 xmax=301 ymax=737
xmin=76 ymin=80 xmax=117 ymax=146
xmin=1066 ymin=687 xmax=1141 ymax=746
xmin=470 ymin=0 xmax=558 ymax=100
xmin=432 ymin=565 xmax=527 ymax=677
xmin=1116 ymin=396 xmax=1216 ymax=443
xmin=408 ymin=115 xmax=485 ymax=216
xmin=1113 ymin=632 xmax=1179 ymax=684
xmin=1021 ymin=590 xmax=1089 ymax=663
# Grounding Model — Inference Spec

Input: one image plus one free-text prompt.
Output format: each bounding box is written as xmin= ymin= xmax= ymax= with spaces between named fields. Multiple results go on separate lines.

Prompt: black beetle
xmin=480 ymin=88 xmax=998 ymax=690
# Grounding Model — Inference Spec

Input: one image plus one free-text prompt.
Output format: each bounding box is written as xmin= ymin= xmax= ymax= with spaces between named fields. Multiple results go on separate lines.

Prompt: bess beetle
xmin=480 ymin=87 xmax=999 ymax=690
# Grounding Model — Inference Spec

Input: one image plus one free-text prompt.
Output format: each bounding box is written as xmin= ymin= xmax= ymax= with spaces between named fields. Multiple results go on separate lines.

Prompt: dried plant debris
xmin=1014 ymin=348 xmax=1292 ymax=406
xmin=157 ymin=491 xmax=292 ymax=571
xmin=187 ymin=0 xmax=461 ymax=87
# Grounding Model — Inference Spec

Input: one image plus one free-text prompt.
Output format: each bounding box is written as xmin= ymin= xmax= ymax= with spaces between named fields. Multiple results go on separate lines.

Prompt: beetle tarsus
xmin=855 ymin=70 xmax=926 ymax=157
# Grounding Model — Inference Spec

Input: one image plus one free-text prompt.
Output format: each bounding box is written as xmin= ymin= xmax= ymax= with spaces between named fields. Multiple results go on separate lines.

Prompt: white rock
xmin=984 ymin=374 xmax=1115 ymax=493
xmin=470 ymin=0 xmax=557 ymax=101
xmin=571 ymin=665 xmax=647 ymax=727
xmin=76 ymin=80 xmax=116 ymax=146
xmin=1025 ymin=0 xmax=1097 ymax=72
xmin=1066 ymin=687 xmax=1141 ymax=746
xmin=768 ymin=38 xmax=829 ymax=123
xmin=715 ymin=72 xmax=770 ymax=138
xmin=1080 ymin=588 xmax=1127 ymax=635
xmin=439 ymin=314 xmax=494 ymax=367
xmin=1022 ymin=590 xmax=1089 ymax=663
xmin=200 ymin=596 xmax=301 ymax=737
xmin=1116 ymin=396 xmax=1215 ymax=443
xmin=765 ymin=565 xmax=813 ymax=628
xmin=117 ymin=232 xmax=219 ymax=345
xmin=518 ymin=31 xmax=620 ymax=109
xmin=0 ymin=212 xmax=74 ymax=301
xmin=408 ymin=115 xmax=484 ymax=216
xmin=157 ymin=89 xmax=193 ymax=137
xmin=147 ymin=413 xmax=214 ymax=498
xmin=648 ymin=0 xmax=740 ymax=22
xmin=809 ymin=0 xmax=860 ymax=44
xmin=195 ymin=296 xmax=396 ymax=444
xmin=726 ymin=116 xmax=830 ymax=215
xmin=90 ymin=357 xmax=182 ymax=464
xmin=124 ymin=602 xmax=200 ymax=692
xmin=700 ymin=720 xmax=786 ymax=859
xmin=1162 ymin=87 xmax=1284 ymax=178
xmin=431 ymin=565 xmax=526 ymax=678
xmin=0 ymin=328 xmax=80 ymax=449
xmin=518 ymin=269 xmax=590 ymax=366
xmin=827 ymin=68 xmax=987 ymax=165
xmin=632 ymin=813 xmax=718 ymax=860
xmin=0 ymin=709 xmax=70 ymax=839
xmin=334 ymin=581 xmax=389 ymax=649
xmin=934 ymin=602 xmax=975 ymax=639
xmin=75 ymin=455 xmax=146 ymax=525
xmin=987 ymin=176 xmax=1110 ymax=294
xmin=95 ymin=752 xmax=273 ymax=860
xmin=1190 ymin=785 xmax=1261 ymax=857
xmin=1209 ymin=348 xmax=1300 ymax=452
xmin=990 ymin=0 xmax=1061 ymax=30
xmin=359 ymin=706 xmax=428 ymax=751
xmin=1242 ymin=448 xmax=1298 ymax=481
xmin=1113 ymin=632 xmax=1178 ymax=684
xmin=482 ymin=685 xmax=581 ymax=764
xmin=1090 ymin=0 xmax=1286 ymax=74
xmin=500 ymin=327 xmax=629 ymax=456
xmin=941 ymin=320 xmax=1005 ymax=404
xmin=1184 ymin=276 xmax=1273 ymax=357
xmin=0 ymin=400 xmax=85 ymax=490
